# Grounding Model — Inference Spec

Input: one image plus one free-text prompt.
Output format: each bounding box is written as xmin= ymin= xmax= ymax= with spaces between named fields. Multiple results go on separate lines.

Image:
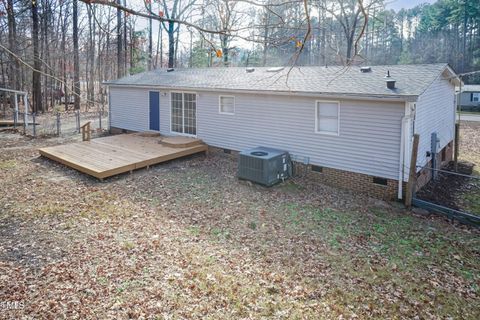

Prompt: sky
xmin=386 ymin=0 xmax=437 ymax=11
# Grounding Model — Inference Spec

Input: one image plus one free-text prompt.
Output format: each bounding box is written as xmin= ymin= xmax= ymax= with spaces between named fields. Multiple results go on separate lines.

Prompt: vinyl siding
xmin=110 ymin=87 xmax=151 ymax=132
xmin=415 ymin=74 xmax=456 ymax=169
xmin=110 ymin=87 xmax=405 ymax=180
xmin=460 ymin=92 xmax=480 ymax=107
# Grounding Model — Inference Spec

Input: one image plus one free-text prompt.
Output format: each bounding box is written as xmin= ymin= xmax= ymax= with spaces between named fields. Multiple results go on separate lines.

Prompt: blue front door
xmin=149 ymin=91 xmax=160 ymax=131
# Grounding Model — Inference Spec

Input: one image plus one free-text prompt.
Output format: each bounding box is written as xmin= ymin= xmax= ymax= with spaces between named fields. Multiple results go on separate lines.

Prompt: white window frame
xmin=472 ymin=92 xmax=480 ymax=102
xmin=170 ymin=91 xmax=197 ymax=137
xmin=218 ymin=95 xmax=235 ymax=115
xmin=315 ymin=100 xmax=340 ymax=136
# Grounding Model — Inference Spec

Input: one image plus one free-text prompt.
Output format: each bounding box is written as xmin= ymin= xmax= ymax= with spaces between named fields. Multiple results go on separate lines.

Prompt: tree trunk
xmin=116 ymin=0 xmax=124 ymax=78
xmin=32 ymin=0 xmax=43 ymax=113
xmin=7 ymin=0 xmax=20 ymax=96
xmin=148 ymin=2 xmax=153 ymax=70
xmin=73 ymin=0 xmax=80 ymax=110
xmin=221 ymin=35 xmax=229 ymax=66
xmin=167 ymin=22 xmax=175 ymax=68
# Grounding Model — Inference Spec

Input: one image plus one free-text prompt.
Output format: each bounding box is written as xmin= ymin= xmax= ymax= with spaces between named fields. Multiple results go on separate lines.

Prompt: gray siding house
xmin=106 ymin=64 xmax=459 ymax=200
xmin=459 ymin=84 xmax=480 ymax=111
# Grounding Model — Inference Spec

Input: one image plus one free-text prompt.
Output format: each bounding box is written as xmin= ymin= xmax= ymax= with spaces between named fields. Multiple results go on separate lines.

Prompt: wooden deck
xmin=39 ymin=133 xmax=208 ymax=180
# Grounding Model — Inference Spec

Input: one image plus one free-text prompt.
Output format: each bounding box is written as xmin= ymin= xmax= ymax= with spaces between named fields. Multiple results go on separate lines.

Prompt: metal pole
xmin=455 ymin=77 xmax=462 ymax=171
xmin=56 ymin=113 xmax=60 ymax=136
xmin=14 ymin=93 xmax=18 ymax=128
xmin=99 ymin=109 xmax=102 ymax=130
xmin=32 ymin=113 xmax=36 ymax=137
xmin=431 ymin=132 xmax=439 ymax=180
xmin=23 ymin=112 xmax=26 ymax=135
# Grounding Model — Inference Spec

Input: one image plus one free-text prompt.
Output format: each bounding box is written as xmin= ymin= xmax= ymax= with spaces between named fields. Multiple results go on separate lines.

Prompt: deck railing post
xmin=81 ymin=121 xmax=91 ymax=141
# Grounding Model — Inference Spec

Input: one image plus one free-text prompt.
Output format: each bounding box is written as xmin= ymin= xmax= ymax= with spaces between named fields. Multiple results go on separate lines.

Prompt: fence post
xmin=431 ymin=132 xmax=439 ymax=180
xmin=32 ymin=113 xmax=36 ymax=137
xmin=76 ymin=110 xmax=80 ymax=133
xmin=23 ymin=112 xmax=26 ymax=135
xmin=454 ymin=123 xmax=460 ymax=172
xmin=14 ymin=93 xmax=18 ymax=128
xmin=56 ymin=113 xmax=61 ymax=136
xmin=405 ymin=134 xmax=420 ymax=208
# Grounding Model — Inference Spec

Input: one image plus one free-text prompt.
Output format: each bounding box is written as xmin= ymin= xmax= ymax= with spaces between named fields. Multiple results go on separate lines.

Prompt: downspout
xmin=108 ymin=86 xmax=111 ymax=133
xmin=398 ymin=102 xmax=416 ymax=200
xmin=398 ymin=115 xmax=406 ymax=200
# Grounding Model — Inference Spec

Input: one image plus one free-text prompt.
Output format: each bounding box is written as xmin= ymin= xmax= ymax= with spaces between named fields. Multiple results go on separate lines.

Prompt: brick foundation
xmin=415 ymin=141 xmax=453 ymax=191
xmin=298 ymin=163 xmax=400 ymax=200
xmin=210 ymin=145 xmax=401 ymax=200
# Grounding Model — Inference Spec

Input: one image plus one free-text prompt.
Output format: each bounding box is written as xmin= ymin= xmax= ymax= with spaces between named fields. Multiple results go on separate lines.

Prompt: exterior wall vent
xmin=246 ymin=67 xmax=255 ymax=73
xmin=360 ymin=66 xmax=372 ymax=73
xmin=266 ymin=67 xmax=285 ymax=73
xmin=386 ymin=79 xmax=396 ymax=89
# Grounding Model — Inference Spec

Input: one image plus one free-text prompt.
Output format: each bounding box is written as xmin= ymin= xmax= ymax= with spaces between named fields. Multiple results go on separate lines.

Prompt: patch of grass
xmin=35 ymin=203 xmax=68 ymax=216
xmin=187 ymin=226 xmax=200 ymax=236
xmin=247 ymin=221 xmax=257 ymax=230
xmin=210 ymin=227 xmax=231 ymax=241
xmin=97 ymin=276 xmax=109 ymax=286
xmin=462 ymin=187 xmax=480 ymax=213
xmin=0 ymin=160 xmax=16 ymax=169
xmin=122 ymin=240 xmax=135 ymax=251
xmin=277 ymin=180 xmax=304 ymax=193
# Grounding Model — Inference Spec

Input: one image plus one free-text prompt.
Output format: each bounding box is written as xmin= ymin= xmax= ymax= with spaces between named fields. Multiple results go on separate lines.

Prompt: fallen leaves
xmin=0 ymin=133 xmax=479 ymax=319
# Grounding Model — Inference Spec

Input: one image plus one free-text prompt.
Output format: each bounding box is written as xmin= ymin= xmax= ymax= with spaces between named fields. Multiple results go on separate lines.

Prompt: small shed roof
xmin=106 ymin=63 xmax=457 ymax=100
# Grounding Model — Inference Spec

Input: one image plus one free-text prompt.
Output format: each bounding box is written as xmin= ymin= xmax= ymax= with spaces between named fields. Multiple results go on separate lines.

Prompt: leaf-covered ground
xmin=0 ymin=132 xmax=479 ymax=319
xmin=458 ymin=122 xmax=480 ymax=213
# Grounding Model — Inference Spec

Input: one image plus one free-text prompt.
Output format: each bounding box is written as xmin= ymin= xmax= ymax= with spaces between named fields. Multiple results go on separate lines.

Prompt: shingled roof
xmin=106 ymin=63 xmax=457 ymax=100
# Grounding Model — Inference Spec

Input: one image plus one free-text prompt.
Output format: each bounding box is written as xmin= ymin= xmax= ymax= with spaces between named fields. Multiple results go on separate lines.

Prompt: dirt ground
xmin=416 ymin=121 xmax=480 ymax=213
xmin=0 ymin=132 xmax=479 ymax=319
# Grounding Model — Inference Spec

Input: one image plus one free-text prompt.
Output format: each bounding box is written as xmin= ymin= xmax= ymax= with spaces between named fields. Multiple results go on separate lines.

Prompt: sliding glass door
xmin=171 ymin=92 xmax=196 ymax=135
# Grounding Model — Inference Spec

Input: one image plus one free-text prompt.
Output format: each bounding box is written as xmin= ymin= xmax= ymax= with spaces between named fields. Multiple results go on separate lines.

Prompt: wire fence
xmin=2 ymin=109 xmax=109 ymax=138
xmin=414 ymin=163 xmax=480 ymax=226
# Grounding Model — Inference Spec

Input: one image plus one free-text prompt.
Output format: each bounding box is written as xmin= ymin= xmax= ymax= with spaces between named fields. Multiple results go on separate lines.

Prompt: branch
xmin=0 ymin=42 xmax=101 ymax=107
xmin=80 ymin=0 xmax=230 ymax=36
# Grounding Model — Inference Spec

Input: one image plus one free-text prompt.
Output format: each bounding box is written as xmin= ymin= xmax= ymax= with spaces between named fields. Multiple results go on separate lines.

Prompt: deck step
xmin=160 ymin=136 xmax=203 ymax=148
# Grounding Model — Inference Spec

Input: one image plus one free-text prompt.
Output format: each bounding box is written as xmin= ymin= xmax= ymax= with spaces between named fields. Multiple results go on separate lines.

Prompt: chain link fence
xmin=1 ymin=108 xmax=109 ymax=138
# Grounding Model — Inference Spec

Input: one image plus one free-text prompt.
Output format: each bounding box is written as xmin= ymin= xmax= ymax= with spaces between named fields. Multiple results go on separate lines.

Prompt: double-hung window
xmin=219 ymin=96 xmax=235 ymax=114
xmin=315 ymin=101 xmax=339 ymax=135
xmin=472 ymin=93 xmax=480 ymax=102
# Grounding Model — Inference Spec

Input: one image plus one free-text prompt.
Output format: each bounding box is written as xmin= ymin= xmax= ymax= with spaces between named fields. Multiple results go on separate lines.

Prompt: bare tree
xmin=73 ymin=0 xmax=80 ymax=110
xmin=32 ymin=0 xmax=42 ymax=112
